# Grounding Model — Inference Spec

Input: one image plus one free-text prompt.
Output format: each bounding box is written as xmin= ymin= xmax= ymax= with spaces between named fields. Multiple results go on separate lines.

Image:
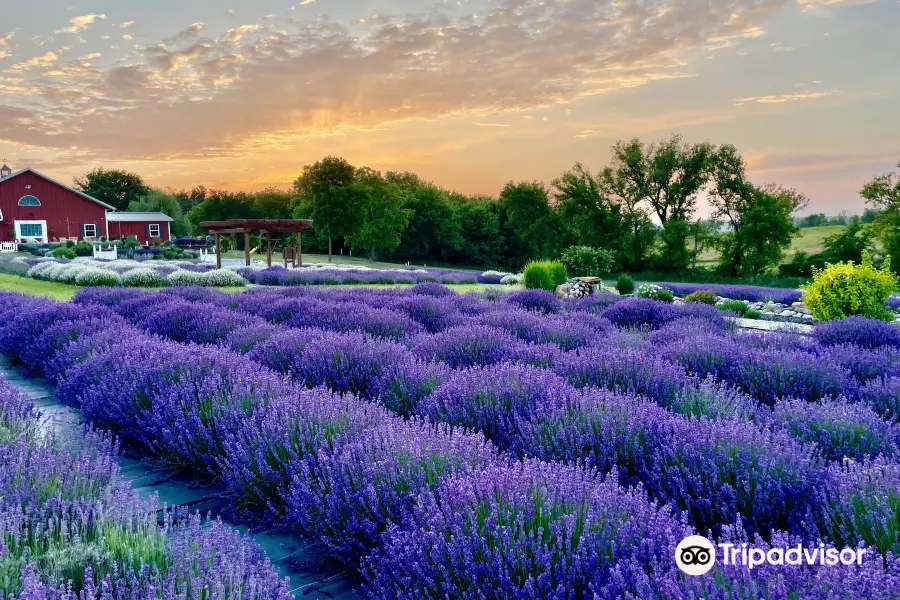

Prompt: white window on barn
xmin=148 ymin=224 xmax=161 ymax=237
xmin=18 ymin=195 xmax=41 ymax=206
xmin=83 ymin=224 xmax=97 ymax=238
xmin=19 ymin=223 xmax=44 ymax=237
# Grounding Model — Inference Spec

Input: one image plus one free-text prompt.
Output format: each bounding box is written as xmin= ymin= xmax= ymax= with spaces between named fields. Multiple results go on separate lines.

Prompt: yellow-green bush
xmin=523 ymin=261 xmax=568 ymax=291
xmin=801 ymin=252 xmax=898 ymax=321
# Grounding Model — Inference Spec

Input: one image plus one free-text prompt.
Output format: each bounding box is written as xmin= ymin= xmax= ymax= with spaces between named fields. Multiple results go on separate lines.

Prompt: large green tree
xmin=74 ymin=168 xmax=152 ymax=211
xmin=448 ymin=195 xmax=505 ymax=267
xmin=346 ymin=169 xmax=411 ymax=260
xmin=499 ymin=181 xmax=561 ymax=263
xmin=293 ymin=156 xmax=360 ymax=262
xmin=602 ymin=136 xmax=713 ymax=272
xmin=387 ymin=172 xmax=462 ymax=262
xmin=709 ymin=145 xmax=807 ymax=275
xmin=552 ymin=163 xmax=628 ymax=260
xmin=861 ymin=162 xmax=900 ymax=272
xmin=128 ymin=189 xmax=189 ymax=237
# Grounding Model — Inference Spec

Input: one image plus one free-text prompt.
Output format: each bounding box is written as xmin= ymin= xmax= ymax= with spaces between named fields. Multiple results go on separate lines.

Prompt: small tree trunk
xmin=370 ymin=248 xmax=376 ymax=261
xmin=328 ymin=237 xmax=332 ymax=263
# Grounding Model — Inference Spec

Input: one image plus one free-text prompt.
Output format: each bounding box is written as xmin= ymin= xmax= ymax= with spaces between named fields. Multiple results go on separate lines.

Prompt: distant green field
xmin=697 ymin=225 xmax=847 ymax=265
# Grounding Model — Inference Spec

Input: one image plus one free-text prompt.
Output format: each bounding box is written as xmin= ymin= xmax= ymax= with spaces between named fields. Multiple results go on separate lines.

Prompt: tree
xmin=293 ymin=156 xmax=360 ymax=262
xmin=346 ymin=169 xmax=411 ymax=260
xmin=387 ymin=172 xmax=462 ymax=262
xmin=499 ymin=181 xmax=560 ymax=263
xmin=717 ymin=183 xmax=807 ymax=276
xmin=861 ymin=163 xmax=900 ymax=272
xmin=448 ymin=195 xmax=505 ymax=267
xmin=552 ymin=163 xmax=628 ymax=266
xmin=602 ymin=136 xmax=713 ymax=272
xmin=128 ymin=189 xmax=189 ymax=237
xmin=187 ymin=190 xmax=260 ymax=234
xmin=73 ymin=168 xmax=151 ymax=211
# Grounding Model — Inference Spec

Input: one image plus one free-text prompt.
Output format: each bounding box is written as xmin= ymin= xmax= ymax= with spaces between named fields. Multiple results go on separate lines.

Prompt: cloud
xmin=574 ymin=129 xmax=603 ymax=138
xmin=120 ymin=21 xmax=135 ymax=28
xmin=9 ymin=46 xmax=72 ymax=71
xmin=0 ymin=32 xmax=13 ymax=59
xmin=299 ymin=0 xmax=316 ymax=5
xmin=227 ymin=24 xmax=264 ymax=42
xmin=55 ymin=14 xmax=107 ymax=35
xmin=472 ymin=122 xmax=510 ymax=128
xmin=797 ymin=0 xmax=881 ymax=10
xmin=3 ymin=0 xmax=795 ymax=162
xmin=122 ymin=34 xmax=134 ymax=41
xmin=733 ymin=90 xmax=837 ymax=106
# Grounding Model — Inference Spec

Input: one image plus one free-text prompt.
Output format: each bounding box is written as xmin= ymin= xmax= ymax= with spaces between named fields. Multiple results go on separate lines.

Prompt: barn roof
xmin=0 ymin=167 xmax=117 ymax=210
xmin=107 ymin=211 xmax=174 ymax=223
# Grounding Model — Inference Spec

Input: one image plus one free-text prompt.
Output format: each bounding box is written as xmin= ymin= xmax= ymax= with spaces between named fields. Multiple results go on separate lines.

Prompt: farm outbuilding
xmin=0 ymin=164 xmax=174 ymax=244
xmin=107 ymin=212 xmax=174 ymax=244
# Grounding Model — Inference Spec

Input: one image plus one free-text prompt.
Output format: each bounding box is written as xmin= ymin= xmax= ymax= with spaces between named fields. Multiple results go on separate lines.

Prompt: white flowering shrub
xmin=121 ymin=268 xmax=166 ymax=288
xmin=26 ymin=262 xmax=58 ymax=280
xmin=500 ymin=274 xmax=523 ymax=285
xmin=201 ymin=268 xmax=246 ymax=287
xmin=635 ymin=283 xmax=675 ymax=303
xmin=55 ymin=264 xmax=94 ymax=284
xmin=74 ymin=268 xmax=121 ymax=287
xmin=167 ymin=270 xmax=207 ymax=287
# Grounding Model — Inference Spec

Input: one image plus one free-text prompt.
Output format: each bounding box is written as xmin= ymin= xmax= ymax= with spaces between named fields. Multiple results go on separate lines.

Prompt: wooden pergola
xmin=199 ymin=219 xmax=313 ymax=269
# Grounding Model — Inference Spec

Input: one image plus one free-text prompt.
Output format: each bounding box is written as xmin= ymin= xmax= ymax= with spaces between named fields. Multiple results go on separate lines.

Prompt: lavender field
xmin=1 ymin=284 xmax=899 ymax=598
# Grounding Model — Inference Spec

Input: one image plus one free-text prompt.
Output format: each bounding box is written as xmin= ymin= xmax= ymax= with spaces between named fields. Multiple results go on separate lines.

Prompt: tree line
xmin=72 ymin=137 xmax=900 ymax=275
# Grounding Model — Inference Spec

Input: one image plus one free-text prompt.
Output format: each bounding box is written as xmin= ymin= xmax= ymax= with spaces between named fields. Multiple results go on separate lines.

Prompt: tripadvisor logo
xmin=676 ymin=535 xmax=716 ymax=576
xmin=676 ymin=536 xmax=870 ymax=576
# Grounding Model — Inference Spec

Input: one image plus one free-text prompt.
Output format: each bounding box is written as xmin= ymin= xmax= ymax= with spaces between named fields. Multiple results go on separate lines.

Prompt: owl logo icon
xmin=676 ymin=535 xmax=716 ymax=576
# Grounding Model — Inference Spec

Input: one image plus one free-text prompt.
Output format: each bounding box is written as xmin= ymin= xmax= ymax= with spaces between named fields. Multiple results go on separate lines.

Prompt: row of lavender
xmin=0 ymin=367 xmax=291 ymax=598
xmin=1 ymin=286 xmax=899 ymax=597
xmin=239 ymin=265 xmax=482 ymax=286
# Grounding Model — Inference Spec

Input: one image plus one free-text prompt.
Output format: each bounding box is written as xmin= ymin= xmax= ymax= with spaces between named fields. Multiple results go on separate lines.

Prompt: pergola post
xmin=265 ymin=232 xmax=272 ymax=267
xmin=214 ymin=234 xmax=222 ymax=269
xmin=296 ymin=232 xmax=302 ymax=268
xmin=243 ymin=231 xmax=251 ymax=266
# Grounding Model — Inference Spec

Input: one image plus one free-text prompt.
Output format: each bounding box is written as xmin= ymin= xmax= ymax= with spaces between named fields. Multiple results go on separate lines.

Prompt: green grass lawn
xmin=0 ymin=273 xmax=82 ymax=301
xmin=696 ymin=225 xmax=848 ymax=265
xmin=0 ymin=271 xmax=512 ymax=301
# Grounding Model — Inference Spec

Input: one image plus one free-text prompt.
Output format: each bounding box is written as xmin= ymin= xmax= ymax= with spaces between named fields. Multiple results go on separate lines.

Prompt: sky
xmin=0 ymin=0 xmax=898 ymax=216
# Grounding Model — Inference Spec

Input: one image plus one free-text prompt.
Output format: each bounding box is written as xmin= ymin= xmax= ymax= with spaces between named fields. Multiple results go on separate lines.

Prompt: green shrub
xmin=523 ymin=261 xmax=568 ymax=292
xmin=745 ymin=309 xmax=762 ymax=320
xmin=718 ymin=299 xmax=751 ymax=316
xmin=65 ymin=240 xmax=76 ymax=248
xmin=635 ymin=283 xmax=674 ymax=303
xmin=74 ymin=242 xmax=93 ymax=257
xmin=684 ymin=290 xmax=718 ymax=305
xmin=559 ymin=246 xmax=614 ymax=277
xmin=616 ymin=274 xmax=635 ymax=295
xmin=801 ymin=251 xmax=898 ymax=321
xmin=49 ymin=248 xmax=76 ymax=259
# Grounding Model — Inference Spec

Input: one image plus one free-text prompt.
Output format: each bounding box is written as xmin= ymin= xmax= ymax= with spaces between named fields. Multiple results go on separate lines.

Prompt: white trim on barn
xmin=14 ymin=219 xmax=48 ymax=242
xmin=0 ymin=168 xmax=117 ymax=210
xmin=106 ymin=211 xmax=174 ymax=223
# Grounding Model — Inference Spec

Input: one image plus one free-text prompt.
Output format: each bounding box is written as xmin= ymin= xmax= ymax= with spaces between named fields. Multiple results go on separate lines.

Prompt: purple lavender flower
xmin=287 ymin=418 xmax=497 ymax=564
xmin=362 ymin=459 xmax=695 ymax=600
xmin=857 ymin=376 xmax=900 ymax=421
xmin=553 ymin=346 xmax=693 ymax=408
xmin=658 ymin=282 xmax=802 ymax=304
xmin=421 ymin=363 xmax=578 ymax=450
xmin=814 ymin=315 xmax=900 ymax=350
xmin=136 ymin=301 xmax=266 ymax=345
xmin=768 ymin=398 xmax=899 ymax=461
xmin=503 ymin=289 xmax=562 ymax=314
xmin=601 ymin=297 xmax=678 ymax=330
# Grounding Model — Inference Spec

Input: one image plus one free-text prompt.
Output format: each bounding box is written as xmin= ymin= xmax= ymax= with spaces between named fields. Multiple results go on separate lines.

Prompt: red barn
xmin=107 ymin=212 xmax=174 ymax=244
xmin=0 ymin=165 xmax=114 ymax=243
xmin=0 ymin=165 xmax=175 ymax=245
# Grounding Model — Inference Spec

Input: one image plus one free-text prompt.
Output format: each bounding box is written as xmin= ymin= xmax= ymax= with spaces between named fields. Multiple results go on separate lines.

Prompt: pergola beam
xmin=200 ymin=219 xmax=313 ymax=269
